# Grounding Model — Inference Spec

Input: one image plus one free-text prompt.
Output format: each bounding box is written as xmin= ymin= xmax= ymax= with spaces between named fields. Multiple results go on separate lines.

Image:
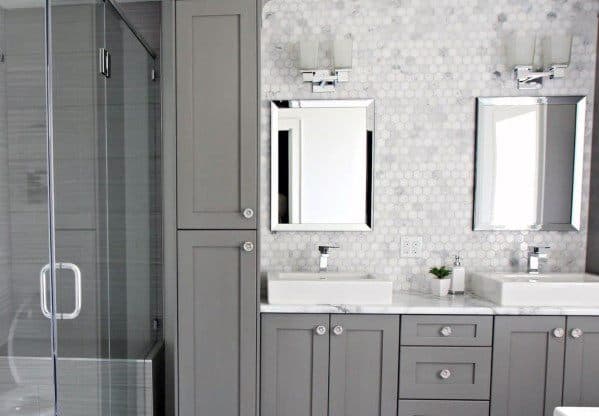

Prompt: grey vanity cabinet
xmin=261 ymin=314 xmax=330 ymax=416
xmin=491 ymin=316 xmax=566 ymax=416
xmin=178 ymin=231 xmax=257 ymax=416
xmin=328 ymin=315 xmax=400 ymax=416
xmin=261 ymin=314 xmax=400 ymax=416
xmin=176 ymin=0 xmax=258 ymax=229
xmin=563 ymin=317 xmax=599 ymax=406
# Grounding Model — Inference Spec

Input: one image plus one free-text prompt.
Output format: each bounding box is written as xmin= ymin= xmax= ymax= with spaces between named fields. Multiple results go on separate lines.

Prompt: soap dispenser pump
xmin=450 ymin=254 xmax=465 ymax=295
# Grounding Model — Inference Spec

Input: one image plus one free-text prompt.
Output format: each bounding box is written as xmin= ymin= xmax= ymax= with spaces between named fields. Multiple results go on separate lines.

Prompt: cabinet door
xmin=329 ymin=315 xmax=400 ymax=416
xmin=261 ymin=314 xmax=330 ymax=416
xmin=491 ymin=316 xmax=566 ymax=416
xmin=176 ymin=0 xmax=258 ymax=229
xmin=564 ymin=317 xmax=599 ymax=406
xmin=178 ymin=231 xmax=257 ymax=416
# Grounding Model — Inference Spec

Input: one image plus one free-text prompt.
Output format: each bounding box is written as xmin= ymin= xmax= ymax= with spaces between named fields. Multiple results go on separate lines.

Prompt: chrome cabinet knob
xmin=553 ymin=328 xmax=565 ymax=339
xmin=242 ymin=208 xmax=254 ymax=219
xmin=315 ymin=325 xmax=327 ymax=336
xmin=439 ymin=369 xmax=452 ymax=380
xmin=571 ymin=328 xmax=584 ymax=339
xmin=242 ymin=241 xmax=255 ymax=252
xmin=332 ymin=325 xmax=344 ymax=336
xmin=440 ymin=326 xmax=453 ymax=337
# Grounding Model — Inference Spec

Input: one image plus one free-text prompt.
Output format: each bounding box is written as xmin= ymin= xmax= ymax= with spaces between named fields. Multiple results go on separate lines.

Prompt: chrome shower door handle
xmin=40 ymin=263 xmax=52 ymax=319
xmin=40 ymin=262 xmax=82 ymax=320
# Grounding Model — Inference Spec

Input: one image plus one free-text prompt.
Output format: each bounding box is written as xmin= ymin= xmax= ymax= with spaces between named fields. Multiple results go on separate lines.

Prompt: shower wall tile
xmin=260 ymin=0 xmax=599 ymax=290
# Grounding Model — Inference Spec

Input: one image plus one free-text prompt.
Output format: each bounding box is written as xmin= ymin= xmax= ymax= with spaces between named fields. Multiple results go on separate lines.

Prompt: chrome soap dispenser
xmin=450 ymin=254 xmax=465 ymax=294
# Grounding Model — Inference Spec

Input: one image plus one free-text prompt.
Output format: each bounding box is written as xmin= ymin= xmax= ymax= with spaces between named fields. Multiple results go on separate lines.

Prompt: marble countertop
xmin=260 ymin=291 xmax=599 ymax=315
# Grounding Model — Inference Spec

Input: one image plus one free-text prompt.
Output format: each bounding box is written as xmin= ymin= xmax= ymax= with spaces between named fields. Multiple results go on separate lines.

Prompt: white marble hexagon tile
xmin=259 ymin=0 xmax=599 ymax=291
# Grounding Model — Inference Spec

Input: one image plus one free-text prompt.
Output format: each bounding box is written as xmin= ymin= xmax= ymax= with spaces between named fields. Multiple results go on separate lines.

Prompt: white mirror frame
xmin=270 ymin=99 xmax=375 ymax=232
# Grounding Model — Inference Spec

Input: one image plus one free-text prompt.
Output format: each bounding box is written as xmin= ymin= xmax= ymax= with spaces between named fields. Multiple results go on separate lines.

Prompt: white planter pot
xmin=430 ymin=278 xmax=451 ymax=297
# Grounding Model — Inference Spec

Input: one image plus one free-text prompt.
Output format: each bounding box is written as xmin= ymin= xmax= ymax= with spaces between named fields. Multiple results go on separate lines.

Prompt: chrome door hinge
xmin=99 ymin=48 xmax=111 ymax=78
xmin=151 ymin=68 xmax=159 ymax=81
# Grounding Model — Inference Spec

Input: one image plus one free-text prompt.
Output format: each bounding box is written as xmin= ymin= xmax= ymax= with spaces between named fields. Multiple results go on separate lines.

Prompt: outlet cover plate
xmin=401 ymin=236 xmax=423 ymax=258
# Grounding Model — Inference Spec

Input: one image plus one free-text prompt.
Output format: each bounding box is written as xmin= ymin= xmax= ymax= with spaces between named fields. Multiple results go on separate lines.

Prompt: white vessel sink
xmin=267 ymin=272 xmax=393 ymax=305
xmin=470 ymin=272 xmax=599 ymax=306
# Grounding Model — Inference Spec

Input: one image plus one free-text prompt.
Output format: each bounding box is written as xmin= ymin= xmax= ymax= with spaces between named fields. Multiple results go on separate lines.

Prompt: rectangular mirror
xmin=474 ymin=96 xmax=586 ymax=231
xmin=271 ymin=99 xmax=374 ymax=231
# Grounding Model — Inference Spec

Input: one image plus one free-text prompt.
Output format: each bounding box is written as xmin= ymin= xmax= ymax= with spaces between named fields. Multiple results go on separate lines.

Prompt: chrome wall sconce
xmin=506 ymin=33 xmax=573 ymax=90
xmin=298 ymin=39 xmax=353 ymax=93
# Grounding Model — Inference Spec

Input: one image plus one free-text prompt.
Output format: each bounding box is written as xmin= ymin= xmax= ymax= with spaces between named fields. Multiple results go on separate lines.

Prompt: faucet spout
xmin=318 ymin=245 xmax=339 ymax=274
xmin=527 ymin=246 xmax=549 ymax=274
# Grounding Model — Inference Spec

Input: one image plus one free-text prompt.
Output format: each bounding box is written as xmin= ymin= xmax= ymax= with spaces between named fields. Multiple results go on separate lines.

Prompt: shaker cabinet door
xmin=329 ymin=315 xmax=400 ymax=416
xmin=176 ymin=0 xmax=258 ymax=229
xmin=491 ymin=316 xmax=566 ymax=416
xmin=178 ymin=230 xmax=257 ymax=416
xmin=261 ymin=314 xmax=330 ymax=416
xmin=563 ymin=316 xmax=599 ymax=406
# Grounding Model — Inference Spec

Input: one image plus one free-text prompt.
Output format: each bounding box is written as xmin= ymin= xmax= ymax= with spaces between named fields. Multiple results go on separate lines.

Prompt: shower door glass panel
xmin=50 ymin=1 xmax=158 ymax=415
xmin=0 ymin=2 xmax=56 ymax=416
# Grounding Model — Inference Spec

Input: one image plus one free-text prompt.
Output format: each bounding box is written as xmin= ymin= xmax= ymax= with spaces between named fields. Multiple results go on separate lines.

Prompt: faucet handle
xmin=318 ymin=245 xmax=339 ymax=254
xmin=530 ymin=246 xmax=550 ymax=254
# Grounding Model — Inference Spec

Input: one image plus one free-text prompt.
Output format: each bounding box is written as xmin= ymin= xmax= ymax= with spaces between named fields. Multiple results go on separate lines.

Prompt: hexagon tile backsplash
xmin=259 ymin=0 xmax=599 ymax=291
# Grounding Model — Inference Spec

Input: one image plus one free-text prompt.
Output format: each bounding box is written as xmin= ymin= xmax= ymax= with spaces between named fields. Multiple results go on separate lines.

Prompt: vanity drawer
xmin=401 ymin=315 xmax=493 ymax=346
xmin=398 ymin=400 xmax=489 ymax=416
xmin=399 ymin=347 xmax=491 ymax=400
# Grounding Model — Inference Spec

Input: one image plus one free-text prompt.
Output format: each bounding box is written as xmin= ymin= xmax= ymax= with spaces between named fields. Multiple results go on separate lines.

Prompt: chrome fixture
xmin=505 ymin=34 xmax=573 ymax=89
xmin=40 ymin=262 xmax=82 ymax=320
xmin=318 ymin=245 xmax=339 ymax=273
xmin=527 ymin=246 xmax=549 ymax=274
xmin=298 ymin=39 xmax=353 ymax=92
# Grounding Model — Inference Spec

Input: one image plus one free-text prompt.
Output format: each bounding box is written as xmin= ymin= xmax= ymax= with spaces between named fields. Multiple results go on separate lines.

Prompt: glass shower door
xmin=49 ymin=0 xmax=159 ymax=415
xmin=0 ymin=1 xmax=57 ymax=415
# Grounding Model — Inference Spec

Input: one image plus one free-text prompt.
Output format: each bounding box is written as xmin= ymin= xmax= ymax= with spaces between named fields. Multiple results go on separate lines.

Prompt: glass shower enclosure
xmin=0 ymin=1 xmax=162 ymax=415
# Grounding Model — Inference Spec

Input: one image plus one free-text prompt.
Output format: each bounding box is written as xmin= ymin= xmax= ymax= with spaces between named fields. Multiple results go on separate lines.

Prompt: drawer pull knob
xmin=553 ymin=328 xmax=565 ymax=339
xmin=571 ymin=328 xmax=584 ymax=339
xmin=315 ymin=325 xmax=327 ymax=336
xmin=242 ymin=242 xmax=255 ymax=252
xmin=440 ymin=326 xmax=453 ymax=337
xmin=439 ymin=369 xmax=452 ymax=380
xmin=332 ymin=325 xmax=344 ymax=336
xmin=242 ymin=208 xmax=254 ymax=219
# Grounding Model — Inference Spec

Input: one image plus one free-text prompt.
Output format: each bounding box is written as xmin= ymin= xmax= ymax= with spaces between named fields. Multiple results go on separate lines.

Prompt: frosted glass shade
xmin=299 ymin=40 xmax=319 ymax=70
xmin=505 ymin=34 xmax=536 ymax=68
xmin=542 ymin=34 xmax=572 ymax=68
xmin=333 ymin=39 xmax=353 ymax=69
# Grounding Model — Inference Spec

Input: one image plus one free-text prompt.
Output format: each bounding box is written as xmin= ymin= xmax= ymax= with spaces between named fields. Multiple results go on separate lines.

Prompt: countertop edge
xmin=260 ymin=292 xmax=599 ymax=316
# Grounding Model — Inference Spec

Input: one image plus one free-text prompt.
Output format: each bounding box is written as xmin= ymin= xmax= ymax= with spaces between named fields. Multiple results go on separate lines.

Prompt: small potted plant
xmin=429 ymin=266 xmax=452 ymax=297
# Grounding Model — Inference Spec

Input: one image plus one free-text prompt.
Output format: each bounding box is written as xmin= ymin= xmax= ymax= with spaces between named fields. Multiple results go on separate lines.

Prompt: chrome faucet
xmin=318 ymin=245 xmax=339 ymax=273
xmin=527 ymin=246 xmax=549 ymax=274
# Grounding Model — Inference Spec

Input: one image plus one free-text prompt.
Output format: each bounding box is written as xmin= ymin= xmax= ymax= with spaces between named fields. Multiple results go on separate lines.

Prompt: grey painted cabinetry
xmin=563 ymin=317 xmax=599 ymax=406
xmin=178 ymin=231 xmax=257 ymax=416
xmin=491 ymin=316 xmax=566 ymax=416
xmin=175 ymin=0 xmax=259 ymax=415
xmin=492 ymin=316 xmax=599 ymax=415
xmin=261 ymin=314 xmax=400 ymax=416
xmin=261 ymin=314 xmax=599 ymax=416
xmin=176 ymin=0 xmax=258 ymax=229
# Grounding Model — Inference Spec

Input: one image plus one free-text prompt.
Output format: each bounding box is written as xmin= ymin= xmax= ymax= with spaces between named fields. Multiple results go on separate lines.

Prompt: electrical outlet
xmin=401 ymin=236 xmax=423 ymax=258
